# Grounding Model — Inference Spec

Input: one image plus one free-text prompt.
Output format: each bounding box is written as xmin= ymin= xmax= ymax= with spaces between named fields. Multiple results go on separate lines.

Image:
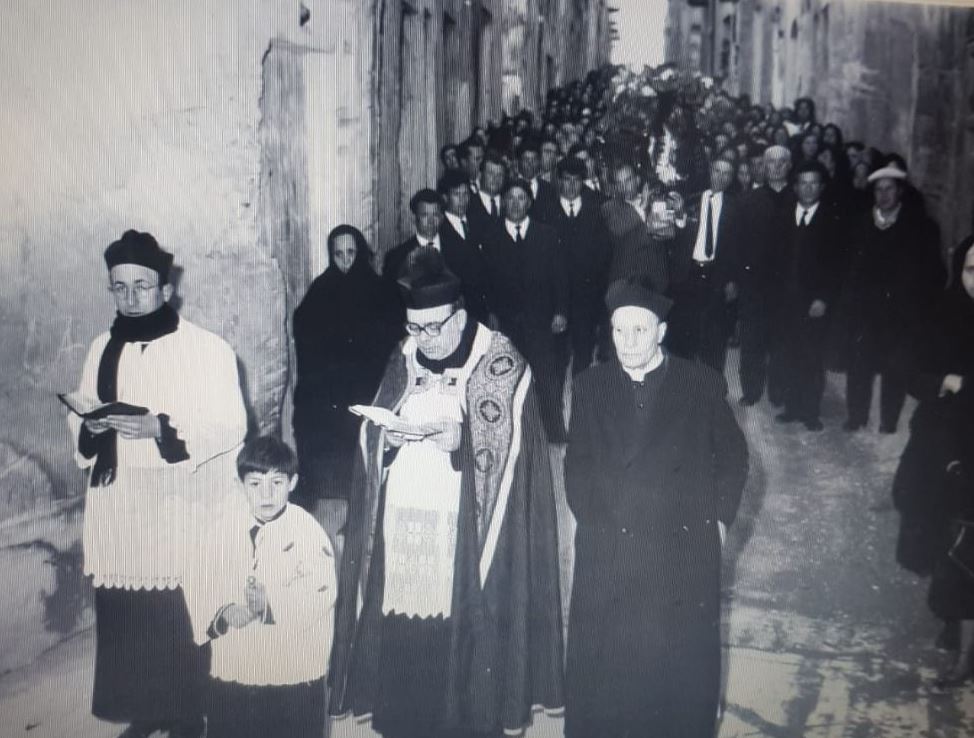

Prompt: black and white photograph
xmin=2 ymin=0 xmax=974 ymax=736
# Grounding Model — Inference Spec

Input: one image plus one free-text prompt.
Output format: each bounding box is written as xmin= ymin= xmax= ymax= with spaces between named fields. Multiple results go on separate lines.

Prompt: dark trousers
xmin=770 ymin=311 xmax=829 ymax=422
xmin=569 ymin=300 xmax=601 ymax=376
xmin=846 ymin=321 xmax=907 ymax=430
xmin=667 ymin=268 xmax=734 ymax=373
xmin=738 ymin=292 xmax=770 ymax=403
xmin=505 ymin=320 xmax=568 ymax=442
xmin=207 ymin=677 xmax=325 ymax=738
xmin=92 ymin=587 xmax=208 ymax=727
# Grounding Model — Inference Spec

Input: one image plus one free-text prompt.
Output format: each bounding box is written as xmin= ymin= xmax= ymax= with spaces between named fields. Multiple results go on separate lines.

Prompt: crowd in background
xmin=294 ymin=62 xmax=974 ymax=692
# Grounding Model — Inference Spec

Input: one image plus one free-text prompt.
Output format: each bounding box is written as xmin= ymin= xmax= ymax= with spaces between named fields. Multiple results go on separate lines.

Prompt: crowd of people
xmin=66 ymin=61 xmax=974 ymax=738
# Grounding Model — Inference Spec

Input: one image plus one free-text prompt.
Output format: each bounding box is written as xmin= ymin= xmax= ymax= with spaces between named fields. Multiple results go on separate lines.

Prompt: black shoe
xmin=934 ymin=661 xmax=974 ymax=689
xmin=803 ymin=418 xmax=824 ymax=431
xmin=842 ymin=420 xmax=863 ymax=432
xmin=776 ymin=411 xmax=800 ymax=424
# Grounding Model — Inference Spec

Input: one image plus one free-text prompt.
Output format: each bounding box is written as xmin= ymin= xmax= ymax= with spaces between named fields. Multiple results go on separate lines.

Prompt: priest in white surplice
xmin=68 ymin=230 xmax=247 ymax=738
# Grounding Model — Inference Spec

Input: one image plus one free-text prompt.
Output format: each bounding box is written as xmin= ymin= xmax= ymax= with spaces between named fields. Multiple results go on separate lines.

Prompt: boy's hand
xmin=245 ymin=579 xmax=269 ymax=619
xmin=225 ymin=604 xmax=255 ymax=629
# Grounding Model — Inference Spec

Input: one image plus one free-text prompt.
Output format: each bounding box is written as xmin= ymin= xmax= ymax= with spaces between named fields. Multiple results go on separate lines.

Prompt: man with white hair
xmin=565 ymin=277 xmax=747 ymax=738
xmin=738 ymin=144 xmax=795 ymax=406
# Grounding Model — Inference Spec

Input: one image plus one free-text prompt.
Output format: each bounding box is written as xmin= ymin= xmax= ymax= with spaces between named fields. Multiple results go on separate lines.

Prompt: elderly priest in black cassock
xmin=564 ymin=278 xmax=748 ymax=738
xmin=328 ymin=248 xmax=564 ymax=738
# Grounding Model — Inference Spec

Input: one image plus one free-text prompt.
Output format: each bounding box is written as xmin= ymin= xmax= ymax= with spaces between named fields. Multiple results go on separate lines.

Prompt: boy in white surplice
xmin=184 ymin=436 xmax=336 ymax=738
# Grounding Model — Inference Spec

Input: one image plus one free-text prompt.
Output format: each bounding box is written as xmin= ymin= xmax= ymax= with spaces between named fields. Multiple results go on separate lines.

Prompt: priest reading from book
xmin=66 ymin=230 xmax=247 ymax=738
xmin=329 ymin=247 xmax=564 ymax=738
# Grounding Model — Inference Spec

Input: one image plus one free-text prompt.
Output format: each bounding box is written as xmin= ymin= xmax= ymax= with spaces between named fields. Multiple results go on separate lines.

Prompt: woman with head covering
xmin=892 ymin=236 xmax=974 ymax=686
xmin=292 ymin=225 xmax=398 ymax=505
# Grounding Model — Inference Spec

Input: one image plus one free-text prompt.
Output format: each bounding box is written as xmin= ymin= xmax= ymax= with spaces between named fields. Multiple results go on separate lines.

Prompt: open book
xmin=349 ymin=405 xmax=433 ymax=440
xmin=58 ymin=392 xmax=149 ymax=420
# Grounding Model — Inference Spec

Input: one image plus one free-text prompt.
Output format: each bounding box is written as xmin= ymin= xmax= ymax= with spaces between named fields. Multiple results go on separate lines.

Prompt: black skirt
xmin=92 ymin=587 xmax=208 ymax=722
xmin=206 ymin=677 xmax=325 ymax=738
xmin=371 ymin=613 xmax=452 ymax=738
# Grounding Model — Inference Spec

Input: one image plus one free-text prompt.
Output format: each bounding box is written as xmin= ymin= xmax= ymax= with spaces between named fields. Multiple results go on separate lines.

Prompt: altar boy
xmin=184 ymin=436 xmax=336 ymax=738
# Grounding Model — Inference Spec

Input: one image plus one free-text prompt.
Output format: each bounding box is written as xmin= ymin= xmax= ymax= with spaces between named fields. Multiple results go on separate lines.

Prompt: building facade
xmin=665 ymin=0 xmax=974 ymax=252
xmin=0 ymin=0 xmax=610 ymax=673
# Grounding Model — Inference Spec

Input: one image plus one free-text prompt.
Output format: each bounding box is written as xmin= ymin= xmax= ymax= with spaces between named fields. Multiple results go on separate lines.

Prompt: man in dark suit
xmin=549 ymin=156 xmax=611 ymax=374
xmin=666 ymin=158 xmax=741 ymax=372
xmin=458 ymin=137 xmax=485 ymax=193
xmin=517 ymin=138 xmax=558 ymax=223
xmin=466 ymin=149 xmax=506 ymax=239
xmin=565 ymin=278 xmax=747 ymax=738
xmin=481 ymin=178 xmax=570 ymax=442
xmin=383 ymin=188 xmax=444 ymax=287
xmin=601 ymin=162 xmax=668 ymax=292
xmin=436 ymin=170 xmax=492 ymax=325
xmin=766 ymin=161 xmax=844 ymax=430
xmin=737 ymin=145 xmax=795 ymax=406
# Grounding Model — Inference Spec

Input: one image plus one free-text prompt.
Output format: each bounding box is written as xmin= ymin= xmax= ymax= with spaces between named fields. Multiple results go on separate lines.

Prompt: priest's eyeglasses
xmin=109 ymin=281 xmax=159 ymax=299
xmin=404 ymin=310 xmax=458 ymax=337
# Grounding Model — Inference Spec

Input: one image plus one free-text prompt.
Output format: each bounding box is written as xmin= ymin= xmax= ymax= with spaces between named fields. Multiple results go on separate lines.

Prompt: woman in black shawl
xmin=892 ymin=236 xmax=974 ymax=685
xmin=292 ymin=225 xmax=398 ymax=502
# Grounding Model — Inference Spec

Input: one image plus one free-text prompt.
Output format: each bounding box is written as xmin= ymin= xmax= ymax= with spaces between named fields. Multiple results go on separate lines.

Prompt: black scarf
xmin=88 ymin=304 xmax=180 ymax=487
xmin=415 ymin=315 xmax=478 ymax=374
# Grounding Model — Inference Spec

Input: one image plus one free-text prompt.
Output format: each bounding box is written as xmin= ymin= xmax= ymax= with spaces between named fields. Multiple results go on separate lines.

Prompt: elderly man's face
xmin=503 ymin=186 xmax=532 ymax=223
xmin=407 ymin=304 xmax=466 ymax=361
xmin=612 ymin=306 xmax=666 ymax=372
xmin=764 ymin=151 xmax=792 ymax=183
xmin=414 ymin=201 xmax=443 ymax=240
xmin=873 ymin=178 xmax=902 ymax=212
xmin=481 ymin=161 xmax=506 ymax=196
xmin=109 ymin=264 xmax=171 ymax=317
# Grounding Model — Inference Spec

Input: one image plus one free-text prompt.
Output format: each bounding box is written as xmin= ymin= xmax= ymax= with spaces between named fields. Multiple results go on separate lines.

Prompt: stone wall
xmin=665 ymin=0 xmax=974 ymax=251
xmin=0 ymin=0 xmax=366 ymax=673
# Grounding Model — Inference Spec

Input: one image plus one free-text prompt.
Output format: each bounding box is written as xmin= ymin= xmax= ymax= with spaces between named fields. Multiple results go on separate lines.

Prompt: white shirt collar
xmin=479 ymin=190 xmax=499 ymax=210
xmin=444 ymin=211 xmax=467 ymax=236
xmin=560 ymin=196 xmax=582 ymax=215
xmin=416 ymin=233 xmax=441 ymax=250
xmin=795 ymin=201 xmax=821 ymax=224
xmin=505 ymin=217 xmax=530 ymax=240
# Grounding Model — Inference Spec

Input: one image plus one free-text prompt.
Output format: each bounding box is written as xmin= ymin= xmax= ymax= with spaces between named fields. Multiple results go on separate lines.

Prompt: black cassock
xmin=565 ymin=355 xmax=747 ymax=738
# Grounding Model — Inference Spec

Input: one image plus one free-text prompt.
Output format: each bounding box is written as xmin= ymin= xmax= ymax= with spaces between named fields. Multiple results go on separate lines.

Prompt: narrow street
xmin=1 ymin=350 xmax=972 ymax=737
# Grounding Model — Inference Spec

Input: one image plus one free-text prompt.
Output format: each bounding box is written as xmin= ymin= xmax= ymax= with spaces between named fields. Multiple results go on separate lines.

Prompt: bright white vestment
xmin=69 ymin=317 xmax=247 ymax=590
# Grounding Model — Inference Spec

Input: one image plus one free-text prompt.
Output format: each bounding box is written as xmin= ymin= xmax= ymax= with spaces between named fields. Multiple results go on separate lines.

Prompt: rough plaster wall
xmin=0 ymin=0 xmax=331 ymax=674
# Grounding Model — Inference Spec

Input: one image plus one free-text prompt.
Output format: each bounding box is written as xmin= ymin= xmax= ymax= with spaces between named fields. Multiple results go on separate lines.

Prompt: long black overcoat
xmin=564 ymin=355 xmax=748 ymax=738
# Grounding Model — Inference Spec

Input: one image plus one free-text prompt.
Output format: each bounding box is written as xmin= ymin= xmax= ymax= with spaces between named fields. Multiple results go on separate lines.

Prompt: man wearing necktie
xmin=666 ymin=159 xmax=741 ymax=373
xmin=550 ymin=156 xmax=611 ymax=375
xmin=767 ymin=161 xmax=844 ymax=430
xmin=383 ymin=189 xmax=444 ymax=289
xmin=481 ymin=179 xmax=570 ymax=442
xmin=437 ymin=170 xmax=493 ymax=325
xmin=467 ymin=150 xmax=507 ymax=239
